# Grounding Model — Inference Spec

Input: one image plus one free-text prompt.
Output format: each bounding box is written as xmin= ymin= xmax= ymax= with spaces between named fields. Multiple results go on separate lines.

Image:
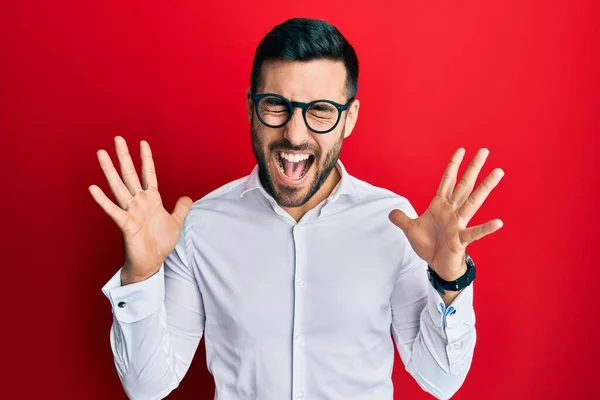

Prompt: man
xmin=90 ymin=18 xmax=504 ymax=400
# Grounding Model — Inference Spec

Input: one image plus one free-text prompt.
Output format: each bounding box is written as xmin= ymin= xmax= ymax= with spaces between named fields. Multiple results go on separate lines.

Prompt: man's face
xmin=246 ymin=59 xmax=359 ymax=207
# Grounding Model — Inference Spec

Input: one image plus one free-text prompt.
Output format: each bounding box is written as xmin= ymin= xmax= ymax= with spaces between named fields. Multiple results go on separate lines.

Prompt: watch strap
xmin=427 ymin=253 xmax=476 ymax=295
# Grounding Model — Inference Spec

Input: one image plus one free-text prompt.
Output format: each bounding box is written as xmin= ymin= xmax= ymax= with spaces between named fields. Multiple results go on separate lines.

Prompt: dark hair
xmin=250 ymin=18 xmax=359 ymax=100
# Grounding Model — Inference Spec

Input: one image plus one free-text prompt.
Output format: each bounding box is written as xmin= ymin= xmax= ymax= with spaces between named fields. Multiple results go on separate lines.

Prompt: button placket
xmin=291 ymin=224 xmax=307 ymax=399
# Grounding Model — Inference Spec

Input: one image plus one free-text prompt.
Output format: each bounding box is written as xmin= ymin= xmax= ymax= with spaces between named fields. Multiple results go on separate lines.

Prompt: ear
xmin=245 ymin=88 xmax=253 ymax=124
xmin=342 ymin=98 xmax=360 ymax=139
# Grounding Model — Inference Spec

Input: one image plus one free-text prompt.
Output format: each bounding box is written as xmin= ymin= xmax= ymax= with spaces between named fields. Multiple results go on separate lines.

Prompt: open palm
xmin=89 ymin=136 xmax=193 ymax=284
xmin=389 ymin=148 xmax=504 ymax=281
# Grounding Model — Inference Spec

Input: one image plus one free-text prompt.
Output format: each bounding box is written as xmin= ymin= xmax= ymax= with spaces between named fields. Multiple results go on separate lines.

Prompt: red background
xmin=2 ymin=0 xmax=598 ymax=399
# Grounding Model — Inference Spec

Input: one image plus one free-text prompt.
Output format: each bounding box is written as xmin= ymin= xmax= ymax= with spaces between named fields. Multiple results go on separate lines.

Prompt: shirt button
xmin=295 ymin=392 xmax=304 ymax=399
xmin=117 ymin=301 xmax=127 ymax=308
xmin=295 ymin=334 xmax=302 ymax=341
xmin=296 ymin=279 xmax=304 ymax=286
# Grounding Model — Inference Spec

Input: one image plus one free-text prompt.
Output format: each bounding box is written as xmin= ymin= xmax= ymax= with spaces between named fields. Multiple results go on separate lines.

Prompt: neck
xmin=283 ymin=165 xmax=341 ymax=222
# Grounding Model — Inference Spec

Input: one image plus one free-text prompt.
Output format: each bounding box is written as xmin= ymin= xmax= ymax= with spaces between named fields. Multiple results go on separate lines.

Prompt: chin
xmin=268 ymin=155 xmax=318 ymax=207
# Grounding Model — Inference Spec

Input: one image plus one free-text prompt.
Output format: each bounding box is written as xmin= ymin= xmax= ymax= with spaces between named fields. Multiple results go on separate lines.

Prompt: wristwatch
xmin=427 ymin=253 xmax=476 ymax=295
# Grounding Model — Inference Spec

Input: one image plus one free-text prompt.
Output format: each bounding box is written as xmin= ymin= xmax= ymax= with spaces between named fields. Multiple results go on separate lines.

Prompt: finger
xmin=115 ymin=136 xmax=143 ymax=196
xmin=449 ymin=148 xmax=490 ymax=206
xmin=140 ymin=140 xmax=158 ymax=190
xmin=457 ymin=168 xmax=505 ymax=223
xmin=88 ymin=184 xmax=128 ymax=229
xmin=460 ymin=219 xmax=503 ymax=245
xmin=388 ymin=209 xmax=415 ymax=235
xmin=97 ymin=149 xmax=134 ymax=209
xmin=171 ymin=196 xmax=193 ymax=227
xmin=436 ymin=148 xmax=466 ymax=198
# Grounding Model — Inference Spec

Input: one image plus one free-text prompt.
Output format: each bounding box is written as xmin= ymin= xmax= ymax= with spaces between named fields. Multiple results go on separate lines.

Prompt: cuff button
xmin=118 ymin=301 xmax=127 ymax=308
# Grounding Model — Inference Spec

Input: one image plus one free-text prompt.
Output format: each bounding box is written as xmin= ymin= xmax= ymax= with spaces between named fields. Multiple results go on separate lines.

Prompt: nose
xmin=283 ymin=107 xmax=311 ymax=146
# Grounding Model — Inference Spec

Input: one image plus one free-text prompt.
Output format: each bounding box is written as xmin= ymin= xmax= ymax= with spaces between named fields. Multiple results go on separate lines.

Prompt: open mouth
xmin=274 ymin=151 xmax=315 ymax=182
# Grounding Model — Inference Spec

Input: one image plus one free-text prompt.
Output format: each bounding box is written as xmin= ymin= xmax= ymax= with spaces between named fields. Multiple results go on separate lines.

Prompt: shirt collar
xmin=240 ymin=159 xmax=360 ymax=202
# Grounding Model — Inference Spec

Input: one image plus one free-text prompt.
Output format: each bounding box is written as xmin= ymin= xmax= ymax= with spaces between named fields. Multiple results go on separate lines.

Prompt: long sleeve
xmin=390 ymin=217 xmax=476 ymax=399
xmin=101 ymin=221 xmax=205 ymax=400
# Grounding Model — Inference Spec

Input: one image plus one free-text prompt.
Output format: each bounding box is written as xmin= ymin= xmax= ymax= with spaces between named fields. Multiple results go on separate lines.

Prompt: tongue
xmin=283 ymin=159 xmax=307 ymax=179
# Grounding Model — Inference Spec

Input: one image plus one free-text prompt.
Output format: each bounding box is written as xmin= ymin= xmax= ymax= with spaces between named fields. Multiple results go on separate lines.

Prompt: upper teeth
xmin=280 ymin=152 xmax=311 ymax=163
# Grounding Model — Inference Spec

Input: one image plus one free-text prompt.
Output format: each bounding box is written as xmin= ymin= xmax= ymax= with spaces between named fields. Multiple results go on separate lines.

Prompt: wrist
xmin=437 ymin=259 xmax=468 ymax=281
xmin=428 ymin=253 xmax=476 ymax=296
xmin=120 ymin=265 xmax=160 ymax=286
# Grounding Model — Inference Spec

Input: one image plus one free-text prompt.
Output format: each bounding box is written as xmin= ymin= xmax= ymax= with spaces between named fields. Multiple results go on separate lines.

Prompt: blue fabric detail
xmin=439 ymin=303 xmax=456 ymax=327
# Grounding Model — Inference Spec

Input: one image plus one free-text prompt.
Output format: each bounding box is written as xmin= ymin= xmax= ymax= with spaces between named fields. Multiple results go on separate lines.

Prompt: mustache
xmin=268 ymin=139 xmax=319 ymax=156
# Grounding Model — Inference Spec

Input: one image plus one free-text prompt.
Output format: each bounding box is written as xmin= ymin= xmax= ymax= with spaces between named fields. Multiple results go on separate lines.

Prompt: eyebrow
xmin=260 ymin=90 xmax=343 ymax=103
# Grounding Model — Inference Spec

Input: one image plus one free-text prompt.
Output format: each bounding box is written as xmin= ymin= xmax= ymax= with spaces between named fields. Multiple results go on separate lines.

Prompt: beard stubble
xmin=250 ymin=122 xmax=344 ymax=208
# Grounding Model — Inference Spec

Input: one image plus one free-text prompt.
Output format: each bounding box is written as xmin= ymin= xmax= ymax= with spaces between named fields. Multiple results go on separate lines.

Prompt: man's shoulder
xmin=348 ymin=173 xmax=419 ymax=219
xmin=200 ymin=175 xmax=249 ymax=201
xmin=188 ymin=173 xmax=250 ymax=214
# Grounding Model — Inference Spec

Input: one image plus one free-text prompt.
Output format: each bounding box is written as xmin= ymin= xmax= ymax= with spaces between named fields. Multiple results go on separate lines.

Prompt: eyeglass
xmin=251 ymin=93 xmax=354 ymax=134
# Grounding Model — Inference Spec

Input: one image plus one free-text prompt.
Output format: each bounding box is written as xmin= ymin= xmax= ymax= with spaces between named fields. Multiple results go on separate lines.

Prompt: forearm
xmin=404 ymin=303 xmax=476 ymax=399
xmin=109 ymin=307 xmax=186 ymax=399
xmin=402 ymin=284 xmax=476 ymax=399
xmin=103 ymin=265 xmax=203 ymax=399
xmin=392 ymin=260 xmax=476 ymax=399
xmin=440 ymin=288 xmax=463 ymax=307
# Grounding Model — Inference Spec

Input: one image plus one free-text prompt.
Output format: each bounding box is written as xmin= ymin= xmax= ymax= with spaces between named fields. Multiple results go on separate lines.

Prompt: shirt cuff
xmin=427 ymin=282 xmax=476 ymax=375
xmin=426 ymin=282 xmax=475 ymax=331
xmin=101 ymin=263 xmax=165 ymax=324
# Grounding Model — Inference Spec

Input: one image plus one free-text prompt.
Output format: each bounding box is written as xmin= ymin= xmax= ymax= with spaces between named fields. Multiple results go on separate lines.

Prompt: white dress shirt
xmin=101 ymin=160 xmax=476 ymax=400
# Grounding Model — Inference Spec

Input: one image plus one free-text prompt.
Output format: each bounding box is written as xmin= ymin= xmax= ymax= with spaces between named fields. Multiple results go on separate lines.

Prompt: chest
xmin=192 ymin=217 xmax=403 ymax=339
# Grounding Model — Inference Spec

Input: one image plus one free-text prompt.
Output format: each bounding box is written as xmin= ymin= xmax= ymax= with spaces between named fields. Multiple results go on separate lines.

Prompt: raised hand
xmin=389 ymin=148 xmax=504 ymax=282
xmin=88 ymin=136 xmax=193 ymax=285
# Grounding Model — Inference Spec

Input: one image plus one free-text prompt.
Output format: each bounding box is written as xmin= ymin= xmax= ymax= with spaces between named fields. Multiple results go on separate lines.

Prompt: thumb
xmin=388 ymin=208 xmax=413 ymax=234
xmin=171 ymin=196 xmax=193 ymax=226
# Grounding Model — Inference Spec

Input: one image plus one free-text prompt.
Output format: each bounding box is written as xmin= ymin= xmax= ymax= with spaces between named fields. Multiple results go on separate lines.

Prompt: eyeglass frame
xmin=251 ymin=93 xmax=355 ymax=134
